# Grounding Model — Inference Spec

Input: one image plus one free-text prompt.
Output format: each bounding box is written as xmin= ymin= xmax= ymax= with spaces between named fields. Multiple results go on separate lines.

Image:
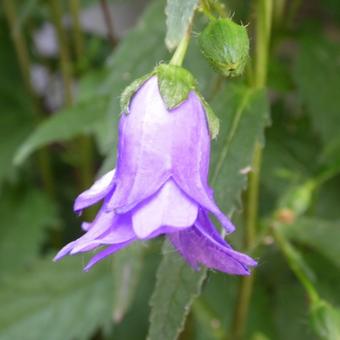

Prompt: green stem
xmin=169 ymin=25 xmax=192 ymax=66
xmin=48 ymin=0 xmax=73 ymax=106
xmin=69 ymin=0 xmax=84 ymax=64
xmin=272 ymin=225 xmax=319 ymax=304
xmin=49 ymin=0 xmax=94 ymax=218
xmin=2 ymin=0 xmax=55 ymax=197
xmin=231 ymin=1 xmax=272 ymax=339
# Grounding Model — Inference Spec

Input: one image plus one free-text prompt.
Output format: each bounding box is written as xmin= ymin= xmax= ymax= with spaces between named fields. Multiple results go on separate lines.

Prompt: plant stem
xmin=69 ymin=0 xmax=84 ymax=64
xmin=169 ymin=25 xmax=192 ymax=66
xmin=2 ymin=0 xmax=55 ymax=197
xmin=231 ymin=1 xmax=272 ymax=339
xmin=99 ymin=0 xmax=117 ymax=46
xmin=49 ymin=0 xmax=94 ymax=215
xmin=272 ymin=224 xmax=319 ymax=304
xmin=48 ymin=0 xmax=73 ymax=106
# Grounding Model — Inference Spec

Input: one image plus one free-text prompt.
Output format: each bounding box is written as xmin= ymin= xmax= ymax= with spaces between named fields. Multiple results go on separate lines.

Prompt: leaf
xmin=165 ymin=0 xmax=199 ymax=50
xmin=147 ymin=241 xmax=206 ymax=340
xmin=156 ymin=64 xmax=196 ymax=109
xmin=14 ymin=97 xmax=108 ymax=165
xmin=211 ymin=85 xmax=270 ymax=213
xmin=0 ymin=256 xmax=114 ymax=340
xmin=112 ymin=244 xmax=144 ymax=323
xmin=294 ymin=37 xmax=340 ymax=162
xmin=0 ymin=21 xmax=36 ymax=185
xmin=120 ymin=72 xmax=154 ymax=114
xmin=147 ymin=85 xmax=270 ymax=340
xmin=0 ymin=189 xmax=58 ymax=275
xmin=310 ymin=299 xmax=340 ymax=340
xmin=284 ymin=218 xmax=340 ymax=269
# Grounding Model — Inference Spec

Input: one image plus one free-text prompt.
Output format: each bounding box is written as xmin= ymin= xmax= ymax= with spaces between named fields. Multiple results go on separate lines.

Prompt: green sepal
xmin=120 ymin=72 xmax=154 ymax=114
xmin=155 ymin=64 xmax=197 ymax=109
xmin=199 ymin=18 xmax=249 ymax=78
xmin=197 ymin=93 xmax=220 ymax=139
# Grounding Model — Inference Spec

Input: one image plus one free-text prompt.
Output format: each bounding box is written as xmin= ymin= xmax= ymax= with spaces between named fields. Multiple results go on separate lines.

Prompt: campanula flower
xmin=54 ymin=67 xmax=256 ymax=275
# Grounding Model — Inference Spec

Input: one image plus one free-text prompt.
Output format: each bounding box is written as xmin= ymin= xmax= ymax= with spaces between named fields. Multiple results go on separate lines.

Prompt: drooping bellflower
xmin=54 ymin=65 xmax=256 ymax=275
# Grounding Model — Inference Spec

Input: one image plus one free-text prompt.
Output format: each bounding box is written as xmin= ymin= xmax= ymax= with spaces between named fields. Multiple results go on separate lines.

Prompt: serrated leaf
xmin=165 ymin=0 xmax=199 ymax=50
xmin=148 ymin=85 xmax=270 ymax=340
xmin=0 ymin=256 xmax=114 ymax=340
xmin=284 ymin=218 xmax=340 ymax=269
xmin=14 ymin=97 xmax=108 ymax=165
xmin=112 ymin=244 xmax=144 ymax=323
xmin=0 ymin=189 xmax=58 ymax=275
xmin=156 ymin=64 xmax=196 ymax=109
xmin=147 ymin=242 xmax=206 ymax=340
xmin=211 ymin=85 xmax=270 ymax=213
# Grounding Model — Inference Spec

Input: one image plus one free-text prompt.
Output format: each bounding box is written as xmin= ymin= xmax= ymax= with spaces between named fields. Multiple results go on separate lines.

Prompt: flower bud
xmin=199 ymin=18 xmax=249 ymax=77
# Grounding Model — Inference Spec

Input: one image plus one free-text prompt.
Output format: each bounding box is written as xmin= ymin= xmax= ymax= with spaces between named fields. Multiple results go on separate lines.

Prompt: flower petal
xmin=106 ymin=77 xmax=173 ymax=213
xmin=74 ymin=169 xmax=116 ymax=213
xmin=83 ymin=241 xmax=133 ymax=272
xmin=132 ymin=179 xmax=198 ymax=239
xmin=71 ymin=212 xmax=136 ymax=254
xmin=169 ymin=212 xmax=256 ymax=275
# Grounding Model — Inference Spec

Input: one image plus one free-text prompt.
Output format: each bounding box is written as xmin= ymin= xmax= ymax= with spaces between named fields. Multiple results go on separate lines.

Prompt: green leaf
xmin=112 ymin=244 xmax=144 ymax=323
xmin=120 ymin=72 xmax=154 ymax=114
xmin=0 ymin=189 xmax=58 ymax=274
xmin=0 ymin=256 xmax=114 ymax=340
xmin=156 ymin=64 xmax=196 ymax=109
xmin=294 ymin=37 xmax=340 ymax=162
xmin=147 ymin=242 xmax=206 ymax=340
xmin=211 ymin=85 xmax=270 ymax=213
xmin=310 ymin=299 xmax=340 ymax=340
xmin=148 ymin=85 xmax=270 ymax=340
xmin=165 ymin=0 xmax=199 ymax=50
xmin=0 ymin=21 xmax=36 ymax=185
xmin=284 ymin=218 xmax=340 ymax=269
xmin=198 ymin=94 xmax=220 ymax=139
xmin=14 ymin=97 xmax=108 ymax=165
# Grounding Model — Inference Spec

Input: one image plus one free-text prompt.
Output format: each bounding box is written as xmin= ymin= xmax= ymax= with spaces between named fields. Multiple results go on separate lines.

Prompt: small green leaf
xmin=165 ymin=0 xmax=199 ymax=50
xmin=112 ymin=244 xmax=144 ymax=323
xmin=156 ymin=64 xmax=197 ymax=109
xmin=120 ymin=72 xmax=154 ymax=114
xmin=198 ymin=94 xmax=220 ymax=139
xmin=147 ymin=242 xmax=206 ymax=340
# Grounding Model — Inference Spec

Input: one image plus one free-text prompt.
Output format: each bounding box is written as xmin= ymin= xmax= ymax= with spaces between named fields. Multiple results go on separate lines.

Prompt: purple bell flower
xmin=54 ymin=75 xmax=256 ymax=275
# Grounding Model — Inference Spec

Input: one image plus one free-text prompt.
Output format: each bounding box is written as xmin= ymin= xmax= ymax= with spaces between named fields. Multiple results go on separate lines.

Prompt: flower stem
xmin=169 ymin=25 xmax=192 ymax=66
xmin=69 ymin=0 xmax=84 ymax=64
xmin=272 ymin=224 xmax=319 ymax=304
xmin=230 ymin=1 xmax=272 ymax=339
xmin=2 ymin=0 xmax=55 ymax=197
xmin=48 ymin=0 xmax=73 ymax=106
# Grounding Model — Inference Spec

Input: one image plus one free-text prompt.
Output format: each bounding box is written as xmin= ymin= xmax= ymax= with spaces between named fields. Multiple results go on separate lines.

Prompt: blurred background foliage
xmin=0 ymin=0 xmax=340 ymax=339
